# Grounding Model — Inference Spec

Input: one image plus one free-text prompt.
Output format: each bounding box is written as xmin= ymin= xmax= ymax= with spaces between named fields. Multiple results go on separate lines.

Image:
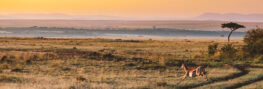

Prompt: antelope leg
xmin=202 ymin=72 xmax=208 ymax=81
xmin=177 ymin=73 xmax=187 ymax=85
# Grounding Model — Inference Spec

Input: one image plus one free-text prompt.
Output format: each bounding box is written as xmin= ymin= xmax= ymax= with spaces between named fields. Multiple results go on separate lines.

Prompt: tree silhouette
xmin=221 ymin=22 xmax=245 ymax=43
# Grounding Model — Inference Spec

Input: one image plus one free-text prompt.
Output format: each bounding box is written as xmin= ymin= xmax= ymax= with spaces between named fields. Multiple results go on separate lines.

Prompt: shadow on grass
xmin=223 ymin=65 xmax=263 ymax=89
xmin=0 ymin=75 xmax=24 ymax=83
xmin=169 ymin=65 xmax=249 ymax=89
xmin=224 ymin=75 xmax=263 ymax=89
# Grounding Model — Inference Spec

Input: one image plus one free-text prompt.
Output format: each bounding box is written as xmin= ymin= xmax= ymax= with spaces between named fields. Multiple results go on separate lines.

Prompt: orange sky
xmin=0 ymin=0 xmax=263 ymax=18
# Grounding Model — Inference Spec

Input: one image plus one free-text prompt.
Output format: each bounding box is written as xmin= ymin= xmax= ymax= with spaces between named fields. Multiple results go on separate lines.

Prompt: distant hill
xmin=0 ymin=27 xmax=246 ymax=38
xmin=0 ymin=13 xmax=263 ymax=31
xmin=1 ymin=13 xmax=263 ymax=22
xmin=194 ymin=13 xmax=263 ymax=22
xmin=0 ymin=20 xmax=262 ymax=31
xmin=0 ymin=14 xmax=131 ymax=20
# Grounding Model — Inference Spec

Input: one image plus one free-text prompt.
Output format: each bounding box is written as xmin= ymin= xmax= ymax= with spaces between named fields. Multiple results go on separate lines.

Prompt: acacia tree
xmin=221 ymin=22 xmax=245 ymax=43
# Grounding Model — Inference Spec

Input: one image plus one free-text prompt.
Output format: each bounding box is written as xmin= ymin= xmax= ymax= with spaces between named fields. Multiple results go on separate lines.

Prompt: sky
xmin=0 ymin=0 xmax=263 ymax=18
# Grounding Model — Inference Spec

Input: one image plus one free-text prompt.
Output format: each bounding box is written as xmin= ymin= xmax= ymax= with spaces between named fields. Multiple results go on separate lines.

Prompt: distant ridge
xmin=1 ymin=13 xmax=263 ymax=22
xmin=194 ymin=13 xmax=263 ymax=22
xmin=0 ymin=27 xmax=246 ymax=38
xmin=0 ymin=14 xmax=131 ymax=20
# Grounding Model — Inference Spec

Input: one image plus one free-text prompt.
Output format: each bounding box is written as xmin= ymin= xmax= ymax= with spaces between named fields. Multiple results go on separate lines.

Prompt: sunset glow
xmin=0 ymin=0 xmax=263 ymax=18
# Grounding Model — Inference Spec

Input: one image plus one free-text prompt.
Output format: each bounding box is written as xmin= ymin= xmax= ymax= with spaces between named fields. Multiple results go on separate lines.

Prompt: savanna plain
xmin=0 ymin=37 xmax=262 ymax=89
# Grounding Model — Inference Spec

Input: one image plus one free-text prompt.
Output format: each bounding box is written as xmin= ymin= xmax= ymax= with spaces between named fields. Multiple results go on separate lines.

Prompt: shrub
xmin=0 ymin=63 xmax=10 ymax=69
xmin=208 ymin=43 xmax=218 ymax=56
xmin=244 ymin=28 xmax=263 ymax=45
xmin=0 ymin=75 xmax=23 ymax=83
xmin=73 ymin=47 xmax=77 ymax=50
xmin=243 ymin=28 xmax=263 ymax=57
xmin=254 ymin=55 xmax=263 ymax=63
xmin=42 ymin=53 xmax=57 ymax=60
xmin=220 ymin=44 xmax=237 ymax=59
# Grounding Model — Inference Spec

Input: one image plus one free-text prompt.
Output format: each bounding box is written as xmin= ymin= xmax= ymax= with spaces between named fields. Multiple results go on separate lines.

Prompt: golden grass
xmin=1 ymin=37 xmax=262 ymax=89
xmin=0 ymin=59 xmax=239 ymax=89
xmin=196 ymin=68 xmax=263 ymax=89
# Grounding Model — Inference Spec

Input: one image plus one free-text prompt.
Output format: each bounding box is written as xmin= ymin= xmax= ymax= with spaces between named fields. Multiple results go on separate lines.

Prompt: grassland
xmin=0 ymin=37 xmax=262 ymax=89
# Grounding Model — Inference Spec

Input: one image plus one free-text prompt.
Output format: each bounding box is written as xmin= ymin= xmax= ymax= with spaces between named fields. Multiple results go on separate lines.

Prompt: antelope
xmin=177 ymin=63 xmax=208 ymax=85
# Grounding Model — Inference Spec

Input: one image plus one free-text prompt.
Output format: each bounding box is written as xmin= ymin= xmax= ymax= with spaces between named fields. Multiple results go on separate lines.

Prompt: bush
xmin=208 ymin=43 xmax=218 ymax=56
xmin=243 ymin=28 xmax=263 ymax=57
xmin=244 ymin=28 xmax=263 ymax=45
xmin=254 ymin=55 xmax=263 ymax=63
xmin=220 ymin=44 xmax=237 ymax=59
xmin=0 ymin=75 xmax=23 ymax=83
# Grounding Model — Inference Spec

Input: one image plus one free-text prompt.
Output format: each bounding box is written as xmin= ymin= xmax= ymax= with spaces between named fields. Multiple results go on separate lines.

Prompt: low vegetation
xmin=0 ymin=28 xmax=262 ymax=89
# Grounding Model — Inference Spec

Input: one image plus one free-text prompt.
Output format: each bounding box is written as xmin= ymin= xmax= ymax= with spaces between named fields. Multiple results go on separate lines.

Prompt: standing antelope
xmin=177 ymin=63 xmax=208 ymax=85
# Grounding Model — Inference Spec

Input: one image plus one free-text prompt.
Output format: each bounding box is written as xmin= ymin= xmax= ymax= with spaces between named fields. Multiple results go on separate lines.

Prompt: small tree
xmin=243 ymin=28 xmax=263 ymax=57
xmin=208 ymin=43 xmax=218 ymax=56
xmin=220 ymin=44 xmax=237 ymax=59
xmin=221 ymin=22 xmax=245 ymax=43
xmin=244 ymin=28 xmax=263 ymax=45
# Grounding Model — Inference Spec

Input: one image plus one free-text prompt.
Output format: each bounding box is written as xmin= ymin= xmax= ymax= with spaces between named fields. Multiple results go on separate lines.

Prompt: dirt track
xmin=224 ymin=65 xmax=263 ymax=89
xmin=170 ymin=64 xmax=263 ymax=89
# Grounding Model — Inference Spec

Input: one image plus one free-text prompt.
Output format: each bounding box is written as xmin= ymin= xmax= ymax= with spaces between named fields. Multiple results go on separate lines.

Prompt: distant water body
xmin=0 ymin=27 xmax=246 ymax=38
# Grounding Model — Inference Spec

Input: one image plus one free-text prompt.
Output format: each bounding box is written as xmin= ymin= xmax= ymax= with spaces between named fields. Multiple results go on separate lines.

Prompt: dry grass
xmin=1 ymin=37 xmax=262 ymax=89
xmin=196 ymin=68 xmax=263 ymax=89
xmin=0 ymin=59 xmax=238 ymax=89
